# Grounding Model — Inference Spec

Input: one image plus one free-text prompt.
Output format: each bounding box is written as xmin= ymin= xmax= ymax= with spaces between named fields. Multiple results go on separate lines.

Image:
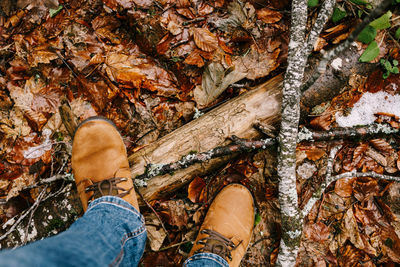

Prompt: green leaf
xmin=393 ymin=60 xmax=398 ymax=66
xmin=49 ymin=5 xmax=63 ymax=18
xmin=383 ymin=72 xmax=389 ymax=79
xmin=393 ymin=67 xmax=399 ymax=74
xmin=358 ymin=25 xmax=376 ymax=44
xmin=308 ymin=0 xmax=319 ymax=7
xmin=381 ymin=59 xmax=393 ymax=72
xmin=370 ymin=11 xmax=392 ymax=30
xmin=254 ymin=213 xmax=262 ymax=226
xmin=332 ymin=7 xmax=347 ymax=23
xmin=359 ymin=41 xmax=379 ymax=62
xmin=395 ymin=28 xmax=400 ymax=39
xmin=349 ymin=0 xmax=368 ymax=5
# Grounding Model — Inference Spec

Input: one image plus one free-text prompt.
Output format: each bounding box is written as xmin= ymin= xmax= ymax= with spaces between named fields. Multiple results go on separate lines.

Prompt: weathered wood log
xmin=129 ymin=74 xmax=283 ymax=202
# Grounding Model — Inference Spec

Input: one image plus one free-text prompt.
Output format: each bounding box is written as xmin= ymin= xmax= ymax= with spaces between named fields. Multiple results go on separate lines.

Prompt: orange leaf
xmin=188 ymin=177 xmax=206 ymax=203
xmin=218 ymin=39 xmax=233 ymax=54
xmin=369 ymin=138 xmax=393 ymax=153
xmin=335 ymin=177 xmax=355 ymax=197
xmin=304 ymin=222 xmax=330 ymax=242
xmin=184 ymin=50 xmax=204 ymax=67
xmin=256 ymin=8 xmax=283 ymax=24
xmin=305 ymin=147 xmax=326 ymax=161
xmin=353 ymin=143 xmax=368 ymax=161
xmin=310 ymin=112 xmax=332 ymax=130
xmin=193 ymin=28 xmax=218 ymax=52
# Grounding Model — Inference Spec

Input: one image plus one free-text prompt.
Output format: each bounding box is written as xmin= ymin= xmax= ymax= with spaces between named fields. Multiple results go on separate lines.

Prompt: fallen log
xmin=129 ymin=74 xmax=283 ymax=202
xmin=130 ymin=44 xmax=378 ymax=203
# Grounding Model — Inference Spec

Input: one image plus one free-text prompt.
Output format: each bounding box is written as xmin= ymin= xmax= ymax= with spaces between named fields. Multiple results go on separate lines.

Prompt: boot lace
xmin=84 ymin=177 xmax=133 ymax=201
xmin=194 ymin=229 xmax=241 ymax=261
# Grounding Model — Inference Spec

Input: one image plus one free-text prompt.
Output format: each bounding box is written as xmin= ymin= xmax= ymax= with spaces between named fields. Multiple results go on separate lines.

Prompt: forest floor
xmin=1 ymin=0 xmax=400 ymax=266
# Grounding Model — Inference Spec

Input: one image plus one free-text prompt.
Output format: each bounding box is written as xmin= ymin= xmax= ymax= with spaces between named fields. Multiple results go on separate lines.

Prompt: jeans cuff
xmin=184 ymin=252 xmax=229 ymax=267
xmin=87 ymin=196 xmax=142 ymax=218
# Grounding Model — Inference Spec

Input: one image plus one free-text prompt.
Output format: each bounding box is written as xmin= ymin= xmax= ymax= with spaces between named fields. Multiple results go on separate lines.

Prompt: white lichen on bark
xmin=276 ymin=0 xmax=336 ymax=265
xmin=276 ymin=0 xmax=308 ymax=265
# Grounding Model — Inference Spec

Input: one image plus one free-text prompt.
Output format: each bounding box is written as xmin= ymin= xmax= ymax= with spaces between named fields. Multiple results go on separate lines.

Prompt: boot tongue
xmin=196 ymin=229 xmax=241 ymax=261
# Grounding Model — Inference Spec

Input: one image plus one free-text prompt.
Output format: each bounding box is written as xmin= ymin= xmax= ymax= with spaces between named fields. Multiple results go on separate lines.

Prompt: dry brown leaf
xmin=193 ymin=28 xmax=218 ymax=52
xmin=353 ymin=143 xmax=369 ymax=162
xmin=304 ymin=221 xmax=330 ymax=242
xmin=335 ymin=177 xmax=355 ymax=197
xmin=184 ymin=49 xmax=204 ymax=67
xmin=365 ymin=147 xmax=387 ymax=167
xmin=314 ymin=37 xmax=328 ymax=52
xmin=305 ymin=147 xmax=326 ymax=161
xmin=256 ymin=8 xmax=283 ymax=24
xmin=337 ymin=244 xmax=373 ymax=267
xmin=188 ymin=177 xmax=206 ymax=203
xmin=176 ymin=8 xmax=195 ymax=19
xmin=353 ymin=177 xmax=379 ymax=202
xmin=369 ymin=138 xmax=394 ymax=153
xmin=310 ymin=112 xmax=332 ymax=130
xmin=158 ymin=200 xmax=188 ymax=229
xmin=198 ymin=2 xmax=214 ymax=16
xmin=145 ymin=213 xmax=167 ymax=251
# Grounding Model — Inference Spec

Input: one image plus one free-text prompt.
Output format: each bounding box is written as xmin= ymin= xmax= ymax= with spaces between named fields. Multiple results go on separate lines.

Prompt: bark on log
xmin=300 ymin=45 xmax=377 ymax=120
xmin=129 ymin=74 xmax=283 ymax=202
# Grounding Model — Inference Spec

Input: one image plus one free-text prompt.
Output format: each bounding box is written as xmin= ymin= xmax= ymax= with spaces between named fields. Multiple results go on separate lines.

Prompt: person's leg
xmin=0 ymin=117 xmax=146 ymax=266
xmin=184 ymin=183 xmax=255 ymax=267
xmin=0 ymin=196 xmax=146 ymax=267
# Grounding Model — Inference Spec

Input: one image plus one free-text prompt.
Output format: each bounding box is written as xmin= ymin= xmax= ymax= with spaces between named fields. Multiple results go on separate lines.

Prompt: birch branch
xmin=298 ymin=123 xmax=399 ymax=142
xmin=276 ymin=0 xmax=308 ymax=265
xmin=304 ymin=0 xmax=336 ymax=57
xmin=135 ymin=137 xmax=276 ymax=183
xmin=331 ymin=171 xmax=400 ymax=182
xmin=301 ymin=145 xmax=341 ymax=217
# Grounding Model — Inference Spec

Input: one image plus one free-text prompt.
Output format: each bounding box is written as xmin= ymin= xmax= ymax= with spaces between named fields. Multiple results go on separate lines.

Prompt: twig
xmin=157 ymin=240 xmax=191 ymax=252
xmin=298 ymin=123 xmax=399 ymax=142
xmin=331 ymin=171 xmax=400 ymax=182
xmin=22 ymin=186 xmax=48 ymax=245
xmin=301 ymin=145 xmax=342 ymax=218
xmin=182 ymin=17 xmax=206 ymax=26
xmin=22 ymin=174 xmax=74 ymax=190
xmin=301 ymin=0 xmax=393 ymax=92
xmin=135 ymin=137 xmax=276 ymax=181
xmin=304 ymin=0 xmax=336 ymax=57
xmin=49 ymin=47 xmax=78 ymax=78
xmin=170 ymin=40 xmax=189 ymax=49
xmin=0 ymin=188 xmax=46 ymax=242
xmin=134 ymin=186 xmax=171 ymax=244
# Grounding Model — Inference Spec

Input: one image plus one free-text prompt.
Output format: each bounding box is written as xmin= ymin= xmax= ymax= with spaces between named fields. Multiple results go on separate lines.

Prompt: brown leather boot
xmin=72 ymin=117 xmax=139 ymax=212
xmin=189 ymin=183 xmax=255 ymax=267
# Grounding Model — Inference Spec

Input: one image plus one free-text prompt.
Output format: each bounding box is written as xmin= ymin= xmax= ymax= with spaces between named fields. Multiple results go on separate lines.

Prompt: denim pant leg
xmin=0 ymin=196 xmax=147 ymax=267
xmin=183 ymin=253 xmax=229 ymax=267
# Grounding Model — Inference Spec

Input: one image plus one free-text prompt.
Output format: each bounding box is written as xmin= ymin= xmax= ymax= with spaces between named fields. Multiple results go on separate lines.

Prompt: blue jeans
xmin=0 ymin=196 xmax=228 ymax=267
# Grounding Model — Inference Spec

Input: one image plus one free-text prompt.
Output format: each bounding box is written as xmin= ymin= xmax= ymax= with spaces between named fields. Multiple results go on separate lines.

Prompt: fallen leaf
xmin=256 ymin=8 xmax=283 ymax=24
xmin=158 ymin=200 xmax=189 ymax=229
xmin=145 ymin=213 xmax=167 ymax=251
xmin=188 ymin=177 xmax=206 ymax=203
xmin=184 ymin=49 xmax=204 ymax=67
xmin=193 ymin=28 xmax=218 ymax=52
xmin=365 ymin=147 xmax=387 ymax=167
xmin=305 ymin=147 xmax=326 ymax=161
xmin=369 ymin=138 xmax=393 ymax=153
xmin=335 ymin=177 xmax=355 ymax=197
xmin=304 ymin=222 xmax=330 ymax=242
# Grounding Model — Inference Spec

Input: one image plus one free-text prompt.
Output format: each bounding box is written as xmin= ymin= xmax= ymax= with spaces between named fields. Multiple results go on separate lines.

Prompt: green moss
xmin=46 ymin=217 xmax=65 ymax=233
